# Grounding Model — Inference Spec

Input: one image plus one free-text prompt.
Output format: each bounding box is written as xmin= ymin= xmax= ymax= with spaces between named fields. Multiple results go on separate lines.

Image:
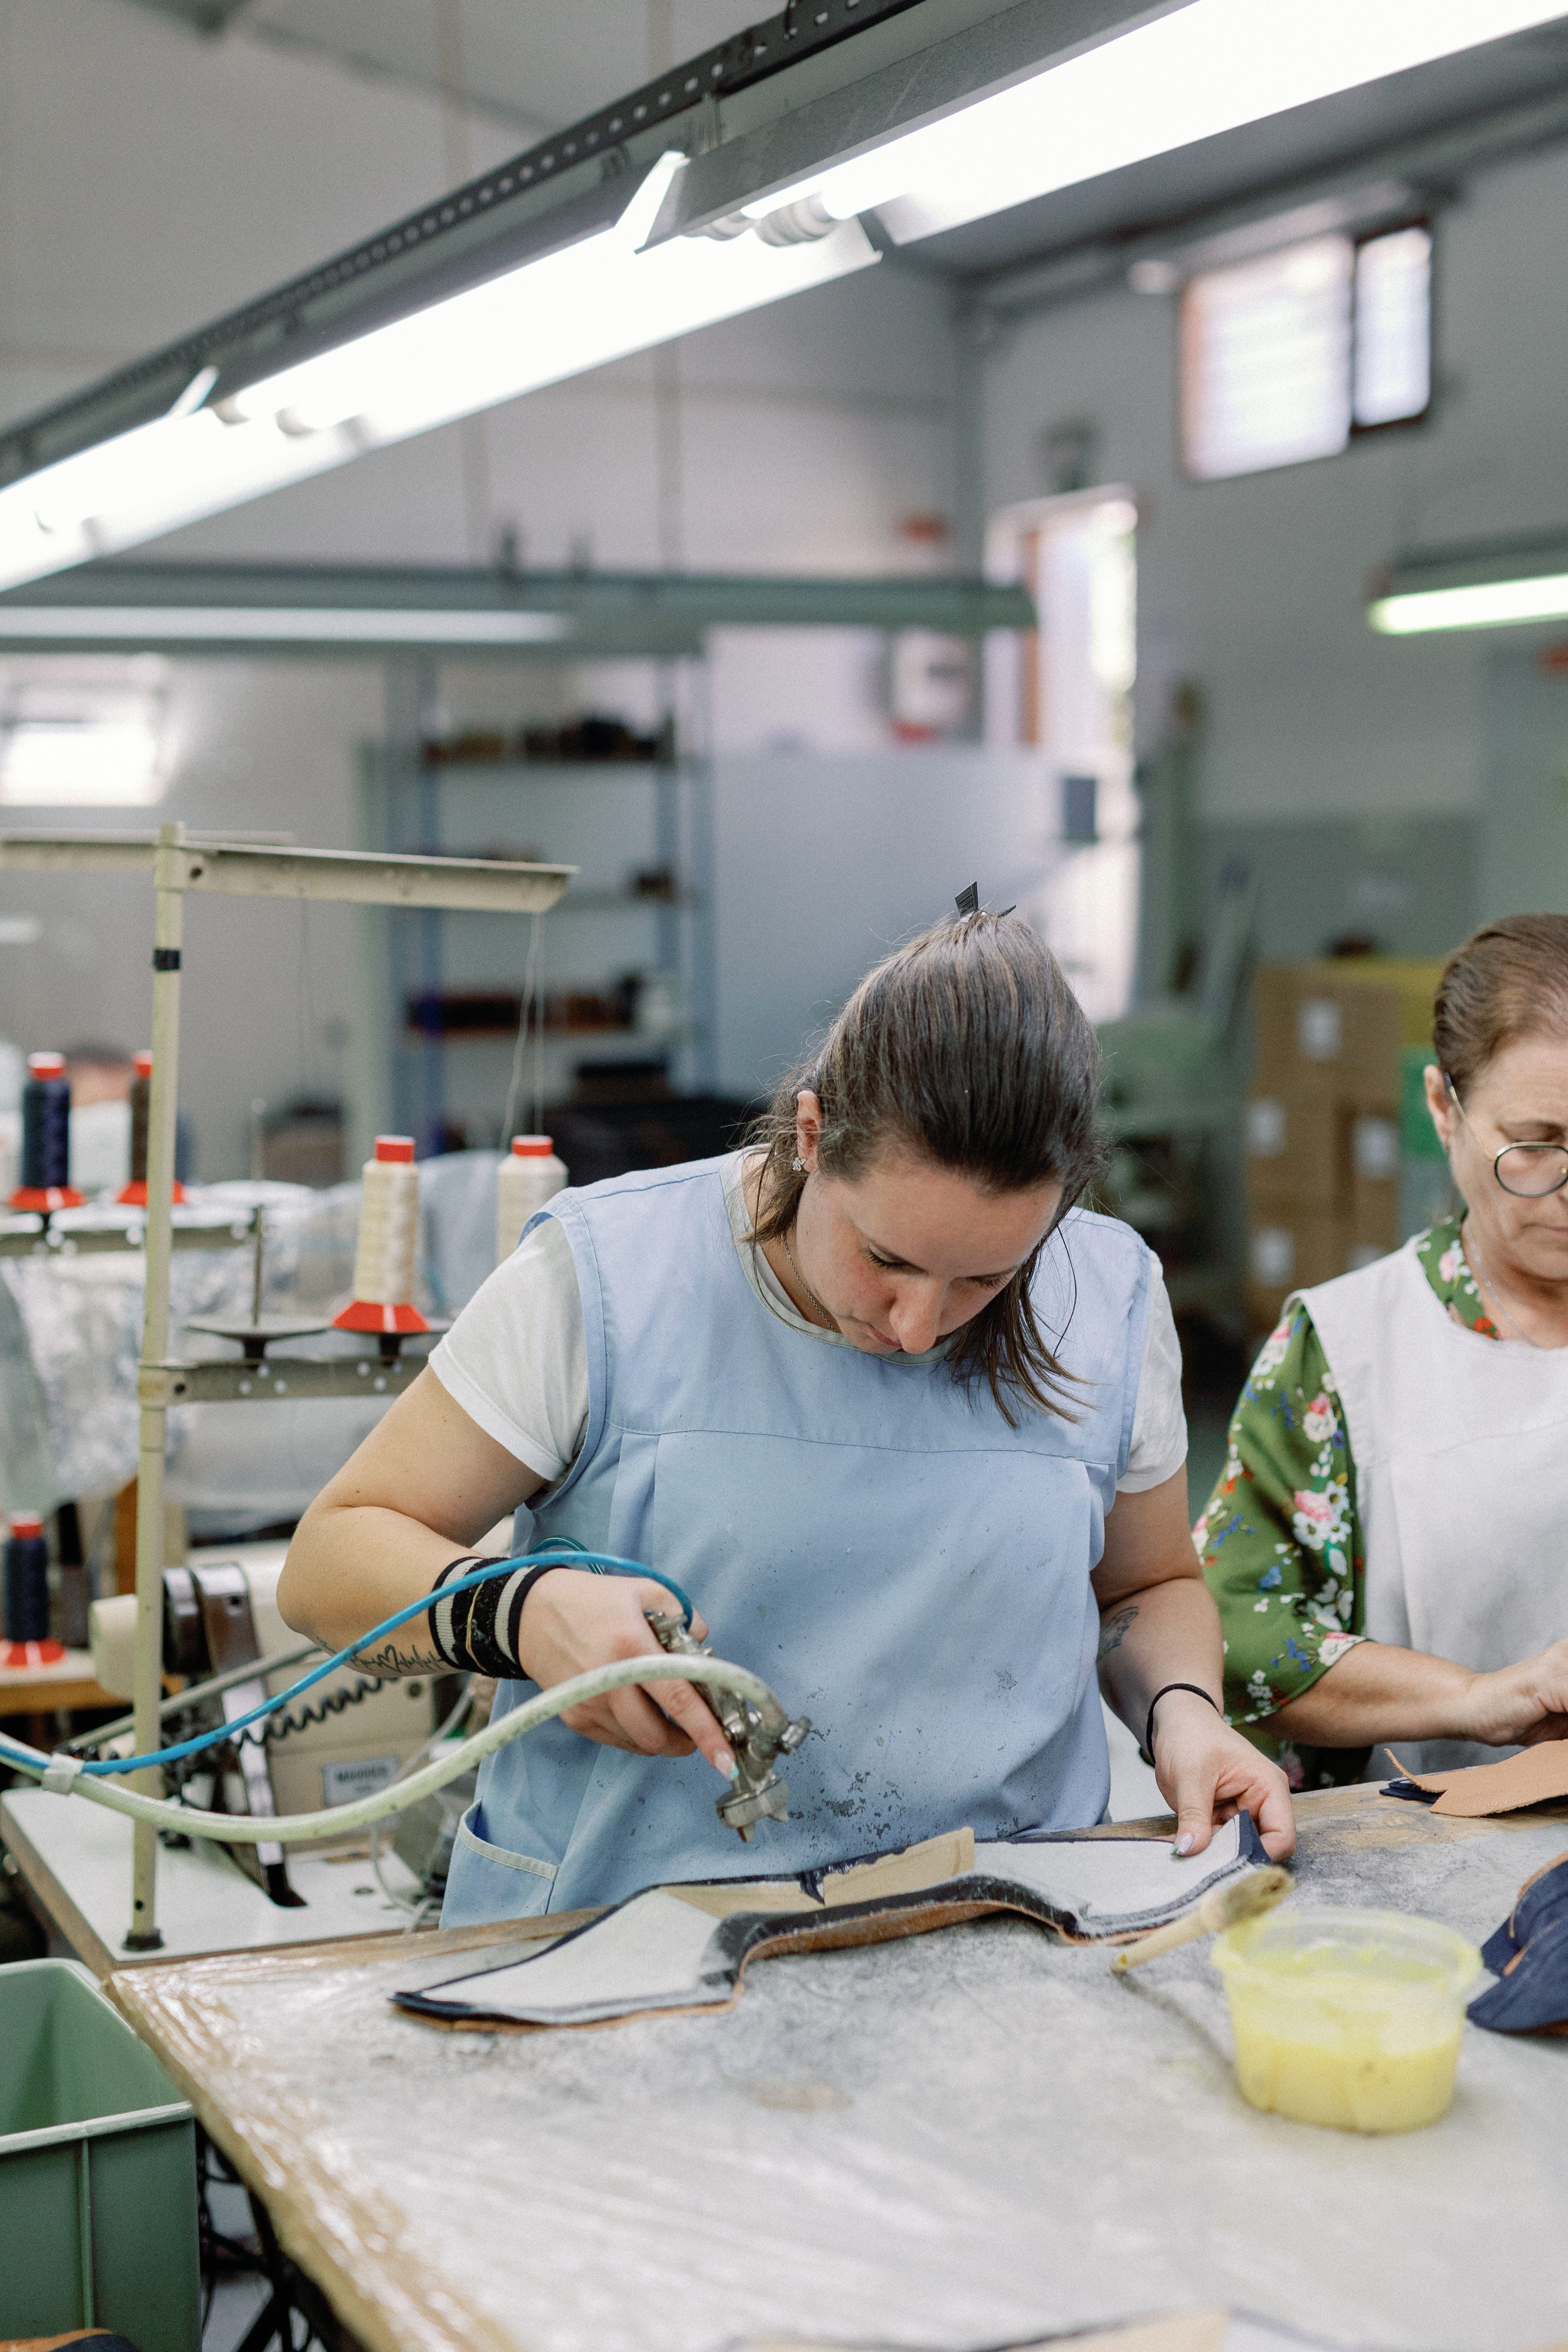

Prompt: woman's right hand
xmin=1458 ymin=1638 xmax=1568 ymax=1749
xmin=517 ymin=1570 xmax=737 ymax=1777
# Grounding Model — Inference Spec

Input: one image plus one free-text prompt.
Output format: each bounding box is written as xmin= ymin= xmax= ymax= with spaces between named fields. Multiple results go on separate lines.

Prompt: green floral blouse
xmin=1195 ymin=1216 xmax=1497 ymax=1773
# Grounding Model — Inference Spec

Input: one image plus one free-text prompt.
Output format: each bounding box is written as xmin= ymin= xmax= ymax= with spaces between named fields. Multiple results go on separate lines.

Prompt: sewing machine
xmin=89 ymin=1541 xmax=438 ymax=1876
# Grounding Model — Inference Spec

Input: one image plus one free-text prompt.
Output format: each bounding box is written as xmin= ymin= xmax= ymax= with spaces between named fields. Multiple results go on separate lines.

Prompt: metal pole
xmin=125 ymin=820 xmax=185 ymax=1950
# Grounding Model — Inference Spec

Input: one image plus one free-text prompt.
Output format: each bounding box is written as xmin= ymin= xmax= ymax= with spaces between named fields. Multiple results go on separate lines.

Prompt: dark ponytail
xmin=749 ymin=911 xmax=1104 ymax=1424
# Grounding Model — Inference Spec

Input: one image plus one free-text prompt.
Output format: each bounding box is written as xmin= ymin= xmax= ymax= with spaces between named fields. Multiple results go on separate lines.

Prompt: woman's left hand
xmin=1150 ymin=1688 xmax=1296 ymax=1861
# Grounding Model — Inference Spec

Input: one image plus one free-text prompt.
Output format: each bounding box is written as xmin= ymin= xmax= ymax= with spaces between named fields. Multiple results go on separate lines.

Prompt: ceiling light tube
xmin=1369 ymin=574 xmax=1568 ymax=635
xmin=0 ymin=607 xmax=574 ymax=646
xmin=741 ymin=0 xmax=1568 ymax=246
xmin=0 ymin=155 xmax=876 ymax=596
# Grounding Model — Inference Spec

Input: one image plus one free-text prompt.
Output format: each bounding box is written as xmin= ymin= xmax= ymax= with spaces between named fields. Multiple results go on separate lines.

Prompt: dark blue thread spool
xmin=4 ymin=1516 xmax=50 ymax=1644
xmin=129 ymin=1056 xmax=151 ymax=1185
xmin=21 ymin=1052 xmax=71 ymax=1191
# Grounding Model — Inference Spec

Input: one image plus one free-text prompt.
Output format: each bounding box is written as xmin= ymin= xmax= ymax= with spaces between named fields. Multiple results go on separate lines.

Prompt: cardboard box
xmin=1246 ymin=1212 xmax=1351 ymax=1294
xmin=1349 ymin=1175 xmax=1398 ymax=1255
xmin=1244 ymin=1091 xmax=1349 ymax=1210
xmin=1253 ymin=959 xmax=1447 ymax=1111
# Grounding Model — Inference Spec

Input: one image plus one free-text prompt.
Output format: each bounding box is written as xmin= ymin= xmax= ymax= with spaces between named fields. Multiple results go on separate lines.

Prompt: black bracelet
xmin=1141 ymin=1681 xmax=1221 ymax=1766
xmin=425 ymin=1556 xmax=565 ymax=1681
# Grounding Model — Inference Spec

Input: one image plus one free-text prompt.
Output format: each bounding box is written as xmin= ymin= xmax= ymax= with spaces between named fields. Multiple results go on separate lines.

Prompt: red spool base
xmin=8 ymin=1186 xmax=85 ymax=1212
xmin=332 ymin=1300 xmax=429 ymax=1334
xmin=0 ymin=1638 xmax=66 ymax=1668
xmin=116 ymin=1180 xmax=187 ymax=1206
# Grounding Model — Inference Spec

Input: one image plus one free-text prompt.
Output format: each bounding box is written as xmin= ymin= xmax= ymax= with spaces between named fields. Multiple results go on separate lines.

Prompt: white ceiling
xmin=131 ymin=1 xmax=769 ymax=139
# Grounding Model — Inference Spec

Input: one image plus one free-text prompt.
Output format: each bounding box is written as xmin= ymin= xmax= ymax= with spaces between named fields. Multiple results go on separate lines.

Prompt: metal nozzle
xmin=645 ymin=1610 xmax=811 ymax=1842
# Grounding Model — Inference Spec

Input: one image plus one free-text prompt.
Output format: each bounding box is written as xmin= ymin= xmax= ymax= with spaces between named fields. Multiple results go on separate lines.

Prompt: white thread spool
xmin=496 ymin=1134 xmax=567 ymax=1265
xmin=334 ymin=1135 xmax=427 ymax=1333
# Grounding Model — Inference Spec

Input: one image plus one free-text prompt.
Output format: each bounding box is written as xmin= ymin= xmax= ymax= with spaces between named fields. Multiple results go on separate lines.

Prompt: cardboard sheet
xmin=1403 ymin=1740 xmax=1568 ymax=1818
xmin=397 ymin=1816 xmax=1266 ymax=2029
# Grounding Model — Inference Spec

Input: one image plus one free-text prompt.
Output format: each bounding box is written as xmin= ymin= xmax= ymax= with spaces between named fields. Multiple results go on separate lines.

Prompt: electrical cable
xmin=0 ymin=1648 xmax=784 ymax=1846
xmin=61 ymin=1639 xmax=327 ymax=1756
xmin=58 ymin=1550 xmax=692 ymax=1778
xmin=368 ymin=1675 xmax=478 ymax=1923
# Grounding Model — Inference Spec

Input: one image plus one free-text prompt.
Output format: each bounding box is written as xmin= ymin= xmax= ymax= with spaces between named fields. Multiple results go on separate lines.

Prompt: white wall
xmin=0 ymin=0 xmax=965 ymax=1164
xmin=711 ymin=750 xmax=1056 ymax=1097
xmin=978 ymin=143 xmax=1568 ymax=833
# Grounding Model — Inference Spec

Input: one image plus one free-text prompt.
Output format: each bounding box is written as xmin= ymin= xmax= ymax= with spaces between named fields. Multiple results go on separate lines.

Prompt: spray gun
xmin=646 ymin=1610 xmax=811 ymax=1839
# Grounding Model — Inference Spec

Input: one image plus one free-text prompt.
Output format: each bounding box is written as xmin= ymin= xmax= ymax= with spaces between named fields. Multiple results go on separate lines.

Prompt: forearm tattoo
xmin=350 ymin=1638 xmax=446 ymax=1678
xmin=1097 ymin=1604 xmax=1139 ymax=1662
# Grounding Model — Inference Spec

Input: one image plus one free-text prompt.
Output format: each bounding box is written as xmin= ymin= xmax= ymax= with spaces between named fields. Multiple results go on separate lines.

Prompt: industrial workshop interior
xmin=6 ymin=1 xmax=1568 ymax=2347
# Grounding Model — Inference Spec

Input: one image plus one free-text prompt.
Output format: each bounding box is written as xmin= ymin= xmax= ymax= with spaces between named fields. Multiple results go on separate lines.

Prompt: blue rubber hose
xmin=67 ymin=1550 xmax=693 ymax=1778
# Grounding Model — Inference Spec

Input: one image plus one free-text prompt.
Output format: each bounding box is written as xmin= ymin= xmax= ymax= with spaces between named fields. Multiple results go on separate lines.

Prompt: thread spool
xmin=332 ymin=1136 xmax=429 ymax=1335
xmin=496 ymin=1134 xmax=567 ymax=1265
xmin=9 ymin=1051 xmax=84 ymax=1212
xmin=1 ymin=1512 xmax=63 ymax=1667
xmin=117 ymin=1048 xmax=185 ymax=1207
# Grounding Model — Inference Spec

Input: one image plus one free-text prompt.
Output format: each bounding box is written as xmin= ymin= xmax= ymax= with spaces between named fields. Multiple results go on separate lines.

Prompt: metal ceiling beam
xmin=0 ymin=559 xmax=1033 ymax=659
xmin=8 ymin=0 xmax=1564 ymax=510
xmin=0 ymin=0 xmax=930 ymax=488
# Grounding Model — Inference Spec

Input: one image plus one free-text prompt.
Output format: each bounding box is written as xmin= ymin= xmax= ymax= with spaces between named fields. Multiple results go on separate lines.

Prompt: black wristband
xmin=1142 ymin=1681 xmax=1221 ymax=1766
xmin=425 ymin=1557 xmax=564 ymax=1681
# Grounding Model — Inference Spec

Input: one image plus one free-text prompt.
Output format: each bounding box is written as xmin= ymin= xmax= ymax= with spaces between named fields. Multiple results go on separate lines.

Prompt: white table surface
xmin=109 ymin=1783 xmax=1568 ymax=2352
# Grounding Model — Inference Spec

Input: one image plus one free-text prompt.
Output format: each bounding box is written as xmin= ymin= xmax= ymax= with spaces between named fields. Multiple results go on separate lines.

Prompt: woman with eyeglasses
xmin=1198 ymin=914 xmax=1568 ymax=1784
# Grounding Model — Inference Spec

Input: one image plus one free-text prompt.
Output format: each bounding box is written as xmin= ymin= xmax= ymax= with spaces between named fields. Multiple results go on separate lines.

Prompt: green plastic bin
xmin=0 ymin=1959 xmax=200 ymax=2352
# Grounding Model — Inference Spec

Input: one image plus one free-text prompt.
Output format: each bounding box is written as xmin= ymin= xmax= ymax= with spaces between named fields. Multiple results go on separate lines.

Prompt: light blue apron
xmin=442 ymin=1157 xmax=1153 ymax=1923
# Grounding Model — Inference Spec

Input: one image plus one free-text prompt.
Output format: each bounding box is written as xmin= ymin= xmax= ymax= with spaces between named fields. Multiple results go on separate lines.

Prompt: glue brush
xmin=1112 ymin=1865 xmax=1292 ymax=1973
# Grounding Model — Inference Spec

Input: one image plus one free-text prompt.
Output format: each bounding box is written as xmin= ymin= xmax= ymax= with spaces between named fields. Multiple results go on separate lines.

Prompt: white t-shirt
xmin=431 ymin=1153 xmax=1187 ymax=1496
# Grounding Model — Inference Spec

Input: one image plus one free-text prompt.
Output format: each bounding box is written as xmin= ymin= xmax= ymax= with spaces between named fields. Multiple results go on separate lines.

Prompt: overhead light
xmin=0 ymin=607 xmax=572 ymax=647
xmin=1370 ymin=574 xmax=1568 ymax=635
xmin=0 ymin=155 xmax=875 ymax=597
xmin=0 ymin=720 xmax=163 ymax=806
xmin=742 ymin=0 xmax=1568 ymax=246
xmin=1366 ymin=530 xmax=1568 ymax=634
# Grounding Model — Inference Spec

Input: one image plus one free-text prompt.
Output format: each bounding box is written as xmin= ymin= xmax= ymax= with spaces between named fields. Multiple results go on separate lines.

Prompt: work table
xmin=109 ymin=1783 xmax=1568 ymax=2352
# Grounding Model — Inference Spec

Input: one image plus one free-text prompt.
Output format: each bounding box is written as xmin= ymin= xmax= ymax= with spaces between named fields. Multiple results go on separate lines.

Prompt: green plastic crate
xmin=0 ymin=1959 xmax=200 ymax=2352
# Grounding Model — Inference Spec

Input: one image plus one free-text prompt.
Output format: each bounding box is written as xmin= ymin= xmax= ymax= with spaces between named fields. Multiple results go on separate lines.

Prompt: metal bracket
xmin=138 ymin=1351 xmax=430 ymax=1406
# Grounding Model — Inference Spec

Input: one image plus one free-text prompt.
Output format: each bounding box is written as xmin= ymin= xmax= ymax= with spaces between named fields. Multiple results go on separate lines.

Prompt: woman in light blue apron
xmin=283 ymin=911 xmax=1292 ymax=1920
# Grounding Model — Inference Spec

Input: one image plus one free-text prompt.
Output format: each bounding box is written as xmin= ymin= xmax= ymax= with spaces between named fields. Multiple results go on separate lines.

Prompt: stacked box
xmin=1245 ymin=959 xmax=1445 ymax=1331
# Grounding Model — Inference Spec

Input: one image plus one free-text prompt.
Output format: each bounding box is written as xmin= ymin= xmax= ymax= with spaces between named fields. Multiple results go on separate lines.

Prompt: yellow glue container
xmin=1212 ymin=1907 xmax=1482 ymax=2134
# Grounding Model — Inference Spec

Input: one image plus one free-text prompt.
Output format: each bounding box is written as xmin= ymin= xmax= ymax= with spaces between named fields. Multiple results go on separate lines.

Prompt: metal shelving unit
xmin=363 ymin=679 xmax=718 ymax=1151
xmin=0 ymin=822 xmax=572 ymax=1953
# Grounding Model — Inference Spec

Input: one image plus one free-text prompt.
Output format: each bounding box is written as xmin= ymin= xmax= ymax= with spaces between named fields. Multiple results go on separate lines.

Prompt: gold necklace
xmin=782 ymin=1221 xmax=836 ymax=1329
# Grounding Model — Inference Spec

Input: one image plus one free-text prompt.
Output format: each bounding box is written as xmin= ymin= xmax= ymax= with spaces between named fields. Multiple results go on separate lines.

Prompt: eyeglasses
xmin=1444 ymin=1074 xmax=1568 ymax=1198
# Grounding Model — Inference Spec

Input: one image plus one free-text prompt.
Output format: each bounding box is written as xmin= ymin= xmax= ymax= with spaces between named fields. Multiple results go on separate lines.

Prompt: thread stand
xmin=0 ymin=822 xmax=573 ymax=1951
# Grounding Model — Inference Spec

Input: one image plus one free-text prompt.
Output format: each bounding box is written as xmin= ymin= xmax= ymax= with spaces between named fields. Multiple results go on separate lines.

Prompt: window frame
xmin=1176 ymin=213 xmax=1436 ymax=485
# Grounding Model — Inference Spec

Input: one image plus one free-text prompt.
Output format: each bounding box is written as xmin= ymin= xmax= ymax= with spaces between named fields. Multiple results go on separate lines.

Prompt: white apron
xmin=1300 ymin=1237 xmax=1568 ymax=1774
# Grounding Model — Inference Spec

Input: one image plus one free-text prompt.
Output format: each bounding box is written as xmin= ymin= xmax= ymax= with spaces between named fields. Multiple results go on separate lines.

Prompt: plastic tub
xmin=1212 ymin=1905 xmax=1482 ymax=2133
xmin=0 ymin=1959 xmax=201 ymax=2351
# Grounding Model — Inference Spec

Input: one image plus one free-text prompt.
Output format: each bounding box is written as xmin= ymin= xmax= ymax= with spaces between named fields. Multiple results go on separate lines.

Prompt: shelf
xmin=419 ymin=760 xmax=674 ymax=780
xmin=402 ymin=1026 xmax=696 ymax=1046
xmin=558 ymin=889 xmax=700 ymax=912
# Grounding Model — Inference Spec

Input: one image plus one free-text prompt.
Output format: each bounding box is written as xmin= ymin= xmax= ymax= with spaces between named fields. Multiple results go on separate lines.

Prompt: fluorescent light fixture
xmin=743 ymin=0 xmax=1568 ymax=246
xmin=0 ymin=155 xmax=875 ymax=596
xmin=0 ymin=607 xmax=572 ymax=647
xmin=1370 ymin=575 xmax=1568 ymax=634
xmin=0 ymin=720 xmax=162 ymax=805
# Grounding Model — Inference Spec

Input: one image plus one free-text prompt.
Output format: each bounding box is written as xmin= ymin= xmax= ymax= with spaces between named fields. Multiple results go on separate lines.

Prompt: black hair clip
xmin=954 ymin=882 xmax=1017 ymax=920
